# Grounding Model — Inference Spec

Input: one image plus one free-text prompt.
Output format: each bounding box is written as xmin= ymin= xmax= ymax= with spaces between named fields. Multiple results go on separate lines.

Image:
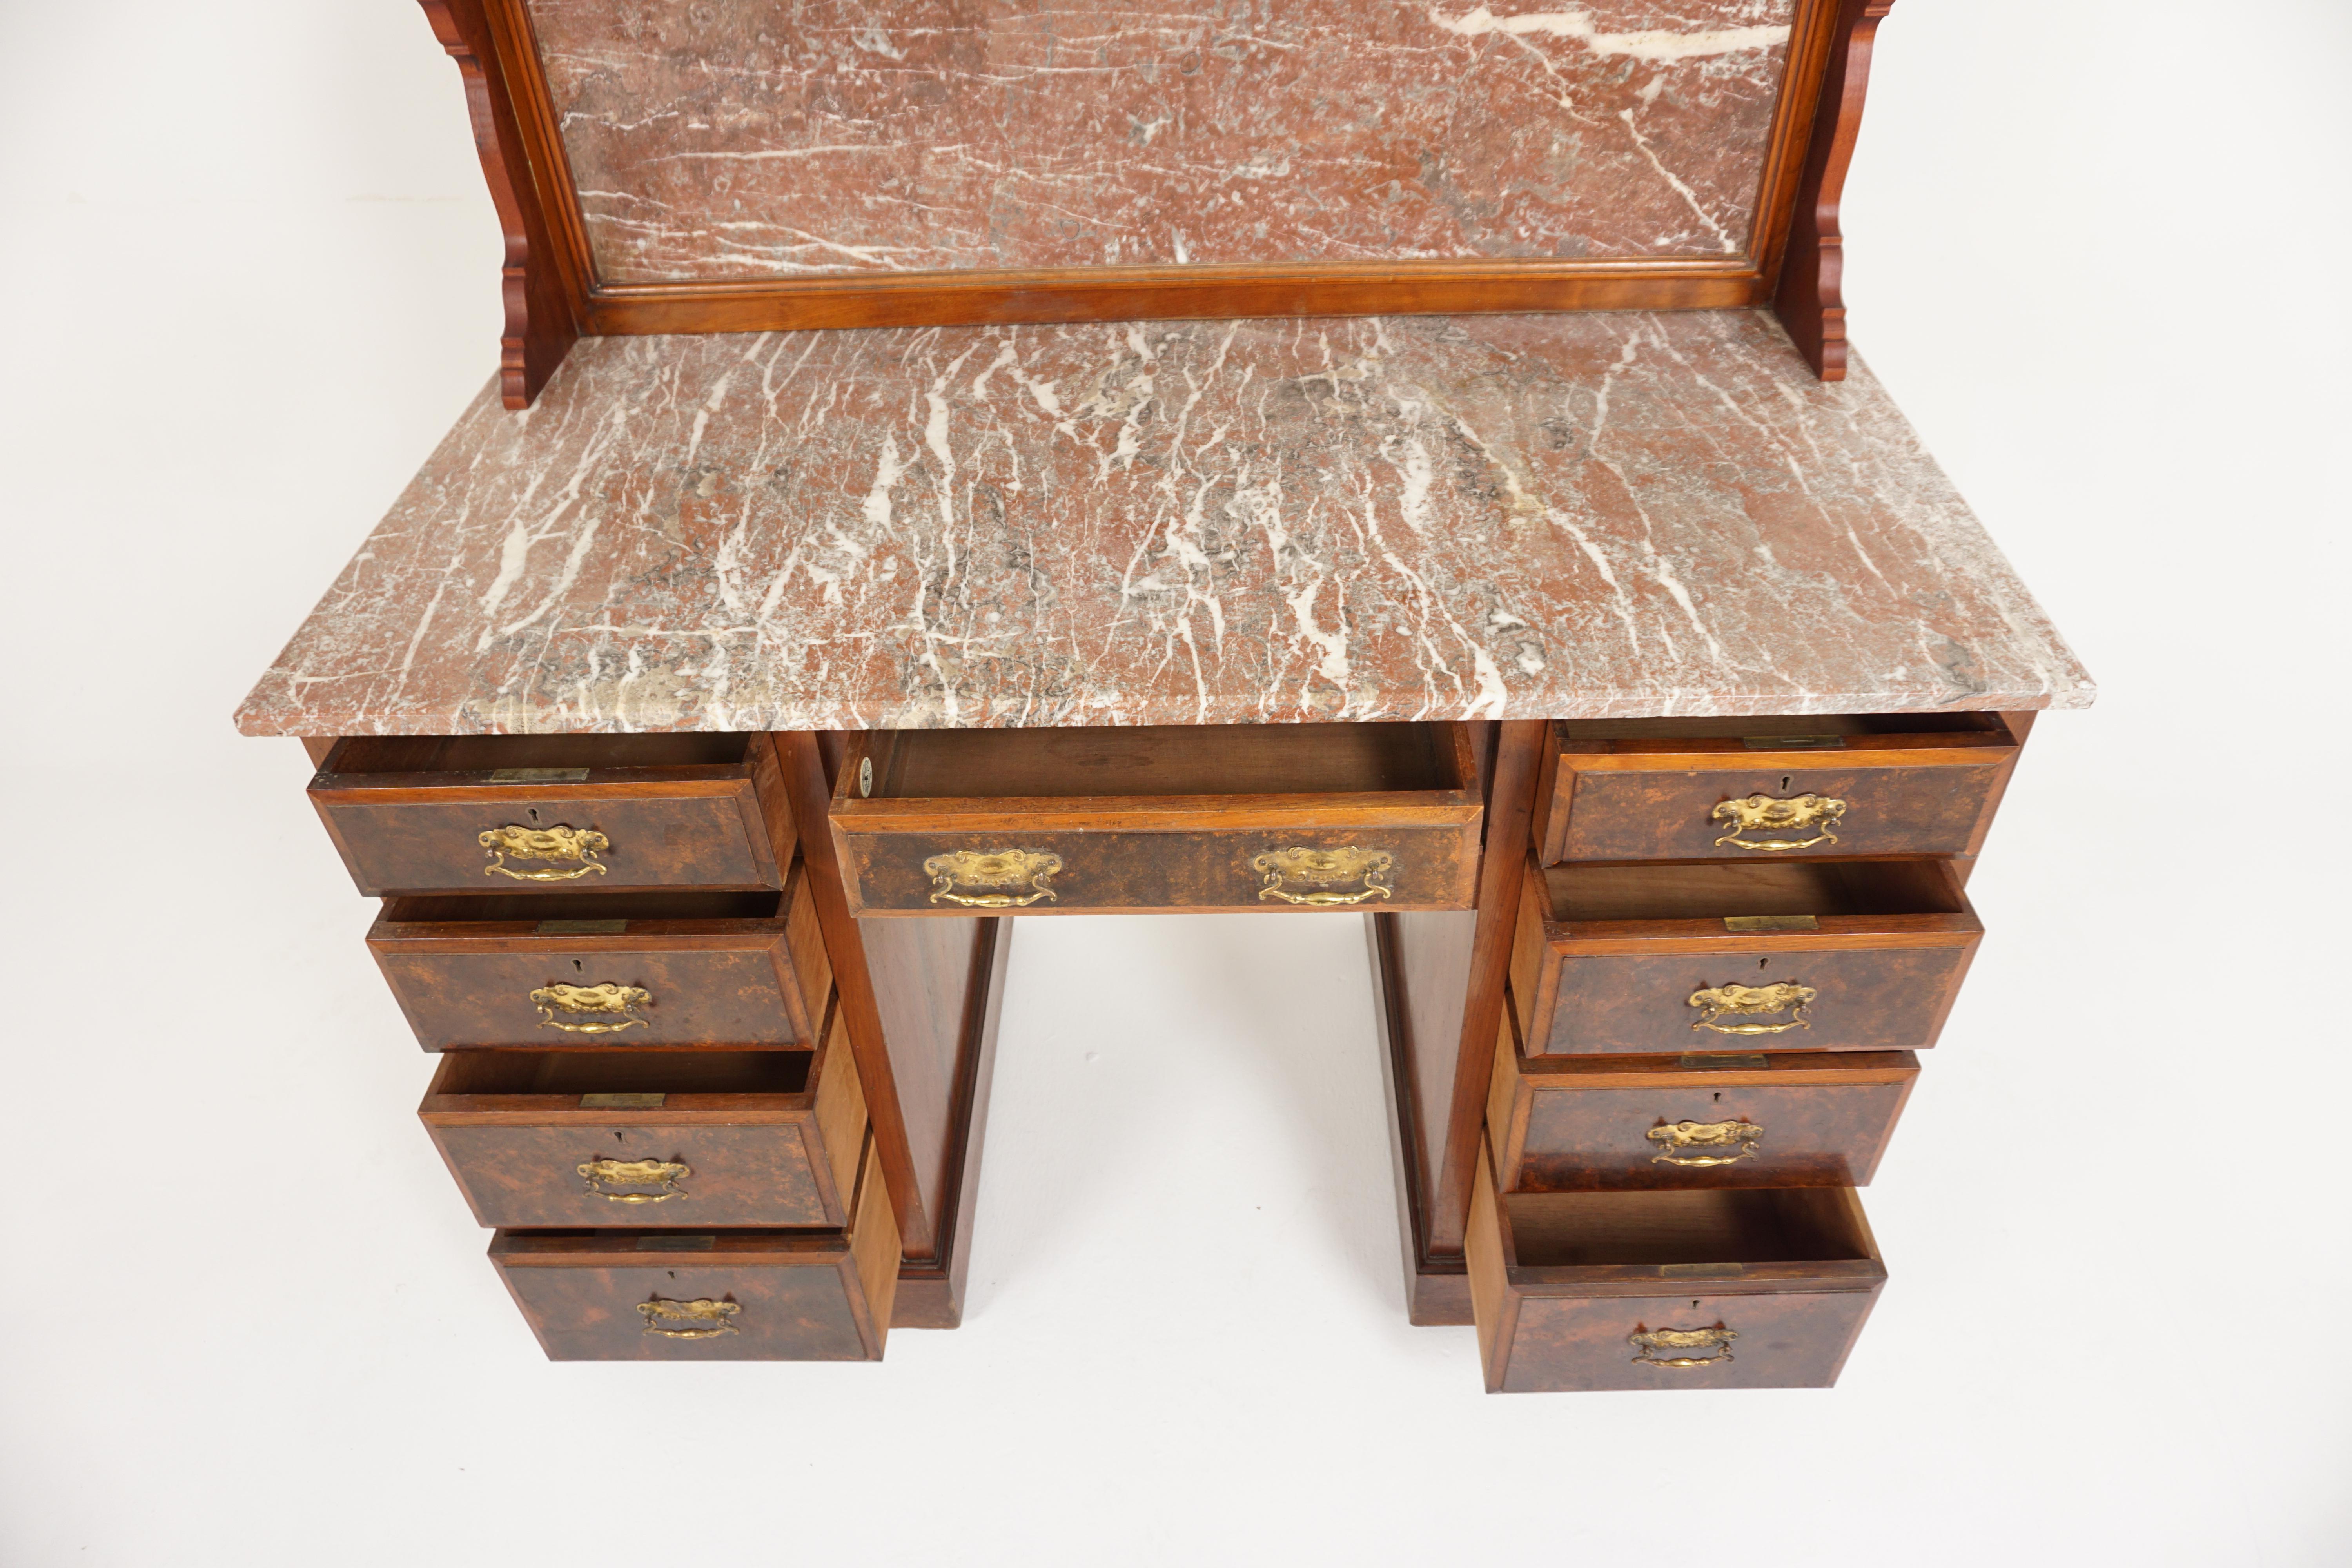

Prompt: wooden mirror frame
xmin=421 ymin=0 xmax=1896 ymax=408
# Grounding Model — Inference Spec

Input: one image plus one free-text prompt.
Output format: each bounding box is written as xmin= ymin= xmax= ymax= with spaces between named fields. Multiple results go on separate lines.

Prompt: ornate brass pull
xmin=1710 ymin=793 xmax=1845 ymax=851
xmin=637 ymin=1298 xmax=739 ymax=1339
xmin=1688 ymin=982 xmax=1816 ymax=1035
xmin=532 ymin=981 xmax=652 ymax=1033
xmin=924 ymin=849 xmax=1062 ymax=906
xmin=1646 ymin=1120 xmax=1765 ymax=1166
xmin=577 ymin=1158 xmax=690 ymax=1202
xmin=1253 ymin=846 xmax=1395 ymax=906
xmin=481 ymin=824 xmax=610 ymax=880
xmin=1630 ymin=1325 xmax=1738 ymax=1367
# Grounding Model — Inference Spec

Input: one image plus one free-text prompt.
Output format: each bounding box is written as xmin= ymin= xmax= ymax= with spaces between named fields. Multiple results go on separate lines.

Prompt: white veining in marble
xmin=528 ymin=0 xmax=1799 ymax=279
xmin=237 ymin=310 xmax=2092 ymax=736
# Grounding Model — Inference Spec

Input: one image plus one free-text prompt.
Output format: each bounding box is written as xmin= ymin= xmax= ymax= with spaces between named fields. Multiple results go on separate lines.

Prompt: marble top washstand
xmin=236 ymin=309 xmax=2091 ymax=736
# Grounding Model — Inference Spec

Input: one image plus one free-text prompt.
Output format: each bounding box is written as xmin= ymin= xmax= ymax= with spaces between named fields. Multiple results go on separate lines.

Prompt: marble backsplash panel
xmin=526 ymin=0 xmax=1798 ymax=282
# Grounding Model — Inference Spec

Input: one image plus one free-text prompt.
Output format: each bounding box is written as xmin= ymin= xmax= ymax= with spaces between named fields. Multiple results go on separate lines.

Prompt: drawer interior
xmin=495 ymin=1227 xmax=841 ymax=1247
xmin=430 ymin=1049 xmax=812 ymax=1097
xmin=866 ymin=722 xmax=1464 ymax=799
xmin=1504 ymin=1188 xmax=1875 ymax=1269
xmin=1518 ymin=1049 xmax=1921 ymax=1082
xmin=1556 ymin=713 xmax=2007 ymax=742
xmin=381 ymin=890 xmax=784 ymax=925
xmin=325 ymin=733 xmax=750 ymax=774
xmin=1544 ymin=860 xmax=1965 ymax=924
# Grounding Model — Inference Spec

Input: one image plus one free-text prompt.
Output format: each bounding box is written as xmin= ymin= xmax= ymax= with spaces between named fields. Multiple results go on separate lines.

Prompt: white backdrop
xmin=2 ymin=2 xmax=2345 ymax=1562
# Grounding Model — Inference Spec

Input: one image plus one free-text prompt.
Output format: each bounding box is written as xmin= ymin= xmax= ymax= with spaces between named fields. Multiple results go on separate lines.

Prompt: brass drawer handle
xmin=1254 ymin=846 xmax=1395 ymax=906
xmin=532 ymin=981 xmax=652 ymax=1033
xmin=1630 ymin=1325 xmax=1738 ymax=1368
xmin=481 ymin=824 xmax=610 ymax=880
xmin=924 ymin=849 xmax=1062 ymax=906
xmin=1711 ymin=793 xmax=1845 ymax=851
xmin=578 ymin=1158 xmax=690 ymax=1202
xmin=1689 ymin=982 xmax=1816 ymax=1034
xmin=637 ymin=1298 xmax=738 ymax=1339
xmin=1646 ymin=1120 xmax=1764 ymax=1166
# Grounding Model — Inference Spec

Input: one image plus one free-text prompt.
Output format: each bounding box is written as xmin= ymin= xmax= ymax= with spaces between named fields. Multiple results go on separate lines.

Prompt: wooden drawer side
xmin=810 ymin=1001 xmax=867 ymax=1216
xmin=1487 ymin=1014 xmax=1529 ymax=1191
xmin=848 ymin=1133 xmax=901 ymax=1354
xmin=1467 ymin=1143 xmax=1518 ymax=1394
xmin=1508 ymin=863 xmax=1554 ymax=1053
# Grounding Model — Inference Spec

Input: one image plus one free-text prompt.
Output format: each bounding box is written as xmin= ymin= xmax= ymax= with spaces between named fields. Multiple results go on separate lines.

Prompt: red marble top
xmin=236 ymin=310 xmax=2091 ymax=736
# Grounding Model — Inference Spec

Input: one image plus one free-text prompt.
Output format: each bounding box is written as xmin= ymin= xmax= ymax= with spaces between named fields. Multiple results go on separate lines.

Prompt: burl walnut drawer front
xmin=1467 ymin=1145 xmax=1886 ymax=1392
xmin=1511 ymin=858 xmax=1982 ymax=1057
xmin=309 ymin=733 xmax=795 ymax=896
xmin=369 ymin=877 xmax=831 ymax=1050
xmin=490 ymin=1135 xmax=898 ymax=1361
xmin=1536 ymin=713 xmax=2021 ymax=866
xmin=421 ymin=1016 xmax=866 ymax=1229
xmin=1486 ymin=1008 xmax=1919 ymax=1191
xmin=831 ymin=723 xmax=1483 ymax=915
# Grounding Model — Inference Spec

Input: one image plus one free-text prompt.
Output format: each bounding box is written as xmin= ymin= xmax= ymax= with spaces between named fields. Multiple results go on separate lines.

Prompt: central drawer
xmin=309 ymin=733 xmax=794 ymax=896
xmin=421 ymin=1018 xmax=866 ymax=1229
xmin=1467 ymin=1141 xmax=1886 ymax=1392
xmin=489 ymin=1134 xmax=898 ymax=1361
xmin=368 ymin=878 xmax=831 ymax=1050
xmin=831 ymin=723 xmax=1483 ymax=915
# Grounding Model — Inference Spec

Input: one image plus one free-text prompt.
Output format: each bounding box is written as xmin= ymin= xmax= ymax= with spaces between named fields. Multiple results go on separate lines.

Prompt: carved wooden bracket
xmin=1774 ymin=0 xmax=1896 ymax=381
xmin=418 ymin=0 xmax=578 ymax=408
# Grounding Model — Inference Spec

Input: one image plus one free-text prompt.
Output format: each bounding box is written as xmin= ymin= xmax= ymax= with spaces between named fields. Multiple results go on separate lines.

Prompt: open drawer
xmin=1510 ymin=856 xmax=1982 ymax=1057
xmin=489 ymin=1133 xmax=897 ymax=1361
xmin=421 ymin=1014 xmax=865 ymax=1229
xmin=1535 ymin=712 xmax=2021 ymax=866
xmin=369 ymin=877 xmax=831 ymax=1050
xmin=1487 ymin=1005 xmax=1918 ymax=1191
xmin=309 ymin=733 xmax=794 ymax=896
xmin=831 ymin=723 xmax=1483 ymax=914
xmin=1468 ymin=1140 xmax=1886 ymax=1392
